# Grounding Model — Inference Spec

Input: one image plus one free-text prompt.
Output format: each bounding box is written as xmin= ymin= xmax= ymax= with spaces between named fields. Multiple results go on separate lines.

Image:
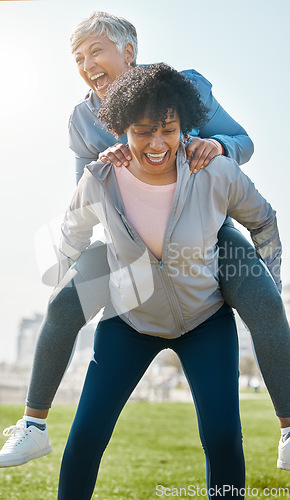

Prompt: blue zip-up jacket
xmin=69 ymin=68 xmax=254 ymax=184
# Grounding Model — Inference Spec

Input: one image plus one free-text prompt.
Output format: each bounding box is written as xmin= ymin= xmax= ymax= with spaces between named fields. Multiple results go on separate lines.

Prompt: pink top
xmin=114 ymin=165 xmax=176 ymax=260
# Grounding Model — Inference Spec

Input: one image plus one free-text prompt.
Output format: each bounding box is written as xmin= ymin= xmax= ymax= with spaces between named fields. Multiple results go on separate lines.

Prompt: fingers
xmin=99 ymin=143 xmax=132 ymax=167
xmin=189 ymin=146 xmax=219 ymax=173
xmin=185 ymin=138 xmax=222 ymax=174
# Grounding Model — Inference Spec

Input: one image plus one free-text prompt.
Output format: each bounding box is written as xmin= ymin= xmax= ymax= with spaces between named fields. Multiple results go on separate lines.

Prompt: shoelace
xmin=2 ymin=422 xmax=28 ymax=450
xmin=282 ymin=432 xmax=290 ymax=443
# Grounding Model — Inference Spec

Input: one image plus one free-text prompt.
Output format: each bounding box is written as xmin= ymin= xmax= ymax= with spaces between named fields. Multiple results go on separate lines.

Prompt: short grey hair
xmin=70 ymin=11 xmax=138 ymax=66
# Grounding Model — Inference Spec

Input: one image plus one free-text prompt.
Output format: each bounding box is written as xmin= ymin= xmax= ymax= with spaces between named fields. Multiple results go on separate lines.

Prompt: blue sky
xmin=0 ymin=0 xmax=289 ymax=361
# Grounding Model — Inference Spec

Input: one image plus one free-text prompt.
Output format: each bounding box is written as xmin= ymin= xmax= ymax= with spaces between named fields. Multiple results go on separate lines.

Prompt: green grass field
xmin=0 ymin=398 xmax=290 ymax=499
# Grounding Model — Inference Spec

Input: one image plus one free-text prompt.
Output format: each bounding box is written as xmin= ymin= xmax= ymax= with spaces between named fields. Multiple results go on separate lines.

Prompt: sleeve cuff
xmin=207 ymin=138 xmax=225 ymax=155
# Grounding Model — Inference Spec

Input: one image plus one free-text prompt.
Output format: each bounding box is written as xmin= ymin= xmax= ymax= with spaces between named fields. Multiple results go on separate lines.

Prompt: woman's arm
xmin=98 ymin=69 xmax=254 ymax=173
xmin=58 ymin=169 xmax=101 ymax=281
xmin=181 ymin=69 xmax=254 ymax=167
xmin=69 ymin=120 xmax=101 ymax=184
xmin=198 ymin=94 xmax=254 ymax=165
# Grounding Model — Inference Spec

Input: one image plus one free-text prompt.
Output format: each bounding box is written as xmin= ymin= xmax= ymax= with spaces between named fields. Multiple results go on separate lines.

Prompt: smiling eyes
xmin=92 ymin=48 xmax=102 ymax=56
xmin=75 ymin=48 xmax=102 ymax=65
xmin=134 ymin=129 xmax=177 ymax=136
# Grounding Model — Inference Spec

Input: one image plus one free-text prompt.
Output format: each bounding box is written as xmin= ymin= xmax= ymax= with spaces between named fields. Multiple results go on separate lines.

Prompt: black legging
xmin=58 ymin=306 xmax=245 ymax=500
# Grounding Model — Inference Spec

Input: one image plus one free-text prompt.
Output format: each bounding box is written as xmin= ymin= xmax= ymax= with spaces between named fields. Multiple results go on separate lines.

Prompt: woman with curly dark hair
xmin=57 ymin=63 xmax=286 ymax=499
xmin=98 ymin=63 xmax=208 ymax=136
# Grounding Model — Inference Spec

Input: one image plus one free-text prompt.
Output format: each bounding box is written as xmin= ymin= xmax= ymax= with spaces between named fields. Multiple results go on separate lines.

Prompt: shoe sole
xmin=0 ymin=445 xmax=52 ymax=468
xmin=277 ymin=459 xmax=290 ymax=471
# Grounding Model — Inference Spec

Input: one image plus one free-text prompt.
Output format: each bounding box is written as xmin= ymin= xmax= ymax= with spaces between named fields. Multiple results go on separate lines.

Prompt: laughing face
xmin=126 ymin=111 xmax=181 ymax=185
xmin=74 ymin=34 xmax=134 ymax=99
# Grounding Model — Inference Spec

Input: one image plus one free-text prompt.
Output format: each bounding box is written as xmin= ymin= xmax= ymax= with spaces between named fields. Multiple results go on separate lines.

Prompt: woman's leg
xmin=174 ymin=305 xmax=245 ymax=499
xmin=25 ymin=281 xmax=86 ymax=412
xmin=218 ymin=224 xmax=290 ymax=420
xmin=0 ymin=242 xmax=110 ymax=468
xmin=58 ymin=316 xmax=165 ymax=500
xmin=26 ymin=241 xmax=110 ymax=411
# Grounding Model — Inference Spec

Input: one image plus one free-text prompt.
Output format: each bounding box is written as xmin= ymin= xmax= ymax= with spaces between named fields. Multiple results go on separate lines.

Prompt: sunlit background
xmin=0 ymin=0 xmax=289 ymax=362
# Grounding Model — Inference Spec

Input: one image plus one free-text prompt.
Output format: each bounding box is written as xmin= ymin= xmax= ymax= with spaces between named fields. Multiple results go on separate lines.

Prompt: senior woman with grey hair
xmin=0 ymin=11 xmax=290 ymax=474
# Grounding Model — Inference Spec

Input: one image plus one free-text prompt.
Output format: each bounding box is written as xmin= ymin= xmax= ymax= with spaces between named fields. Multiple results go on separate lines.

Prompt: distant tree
xmin=239 ymin=356 xmax=259 ymax=378
xmin=160 ymin=351 xmax=183 ymax=373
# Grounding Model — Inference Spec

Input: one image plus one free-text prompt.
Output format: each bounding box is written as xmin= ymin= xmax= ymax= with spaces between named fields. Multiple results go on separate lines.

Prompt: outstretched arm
xmin=181 ymin=69 xmax=254 ymax=172
xmin=198 ymin=90 xmax=254 ymax=165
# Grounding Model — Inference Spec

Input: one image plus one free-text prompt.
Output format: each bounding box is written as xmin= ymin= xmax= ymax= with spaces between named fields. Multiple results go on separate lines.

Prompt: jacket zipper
xmin=157 ymin=258 xmax=186 ymax=333
xmin=115 ymin=208 xmax=185 ymax=332
xmin=110 ymin=157 xmax=188 ymax=334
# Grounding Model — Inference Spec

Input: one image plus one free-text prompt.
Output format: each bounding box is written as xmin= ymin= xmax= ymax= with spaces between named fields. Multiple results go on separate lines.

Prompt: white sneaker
xmin=277 ymin=432 xmax=290 ymax=470
xmin=0 ymin=419 xmax=52 ymax=467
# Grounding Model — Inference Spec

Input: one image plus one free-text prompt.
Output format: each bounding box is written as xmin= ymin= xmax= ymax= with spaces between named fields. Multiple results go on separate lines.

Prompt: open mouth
xmin=144 ymin=151 xmax=168 ymax=165
xmin=91 ymin=72 xmax=110 ymax=91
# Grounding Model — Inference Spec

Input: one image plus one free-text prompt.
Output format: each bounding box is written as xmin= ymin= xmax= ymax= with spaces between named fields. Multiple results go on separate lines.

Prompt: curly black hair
xmin=98 ymin=63 xmax=208 ymax=136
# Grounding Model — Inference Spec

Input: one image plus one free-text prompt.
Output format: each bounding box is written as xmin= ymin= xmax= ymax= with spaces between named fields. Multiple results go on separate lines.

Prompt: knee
xmin=218 ymin=256 xmax=261 ymax=306
xmin=223 ymin=262 xmax=284 ymax=316
xmin=67 ymin=421 xmax=106 ymax=460
xmin=207 ymin=425 xmax=243 ymax=458
xmin=255 ymin=282 xmax=287 ymax=324
xmin=242 ymin=272 xmax=284 ymax=317
xmin=258 ymin=279 xmax=282 ymax=307
xmin=47 ymin=284 xmax=84 ymax=323
xmin=68 ymin=424 xmax=90 ymax=454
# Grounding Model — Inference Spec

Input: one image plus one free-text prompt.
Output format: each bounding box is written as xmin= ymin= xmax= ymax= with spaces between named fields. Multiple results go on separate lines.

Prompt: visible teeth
xmin=91 ymin=73 xmax=105 ymax=81
xmin=146 ymin=152 xmax=167 ymax=162
xmin=147 ymin=153 xmax=166 ymax=158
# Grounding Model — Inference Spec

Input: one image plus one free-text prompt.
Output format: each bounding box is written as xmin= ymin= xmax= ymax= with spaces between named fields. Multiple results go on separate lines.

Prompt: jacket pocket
xmin=109 ymin=266 xmax=139 ymax=314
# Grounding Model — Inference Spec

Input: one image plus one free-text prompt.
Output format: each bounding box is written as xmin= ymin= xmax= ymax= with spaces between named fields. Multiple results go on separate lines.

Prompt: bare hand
xmin=183 ymin=136 xmax=223 ymax=174
xmin=99 ymin=143 xmax=132 ymax=167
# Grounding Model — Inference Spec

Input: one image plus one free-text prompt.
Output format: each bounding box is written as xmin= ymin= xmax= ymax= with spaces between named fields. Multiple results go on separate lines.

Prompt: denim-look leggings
xmin=26 ymin=224 xmax=290 ymax=417
xmin=57 ymin=305 xmax=245 ymax=500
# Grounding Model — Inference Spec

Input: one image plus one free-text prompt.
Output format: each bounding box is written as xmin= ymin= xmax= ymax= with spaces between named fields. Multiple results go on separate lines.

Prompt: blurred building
xmin=17 ymin=313 xmax=44 ymax=368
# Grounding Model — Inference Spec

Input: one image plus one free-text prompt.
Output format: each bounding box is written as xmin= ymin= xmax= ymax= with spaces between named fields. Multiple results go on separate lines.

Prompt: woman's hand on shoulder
xmin=183 ymin=136 xmax=225 ymax=174
xmin=99 ymin=143 xmax=132 ymax=167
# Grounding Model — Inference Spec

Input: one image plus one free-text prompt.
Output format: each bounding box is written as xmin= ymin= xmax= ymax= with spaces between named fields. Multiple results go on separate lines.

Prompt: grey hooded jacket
xmin=59 ymin=145 xmax=281 ymax=339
